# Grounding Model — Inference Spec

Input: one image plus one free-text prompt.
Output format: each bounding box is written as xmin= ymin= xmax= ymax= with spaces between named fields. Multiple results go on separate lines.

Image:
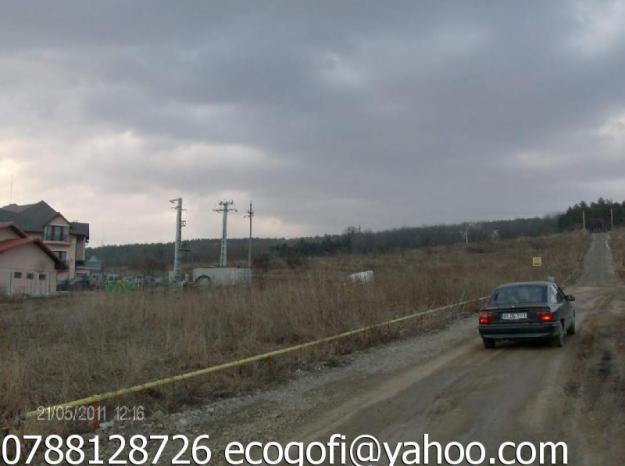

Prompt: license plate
xmin=501 ymin=312 xmax=527 ymax=320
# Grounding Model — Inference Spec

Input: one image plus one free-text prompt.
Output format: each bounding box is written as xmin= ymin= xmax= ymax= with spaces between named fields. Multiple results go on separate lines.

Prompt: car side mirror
xmin=566 ymin=295 xmax=575 ymax=302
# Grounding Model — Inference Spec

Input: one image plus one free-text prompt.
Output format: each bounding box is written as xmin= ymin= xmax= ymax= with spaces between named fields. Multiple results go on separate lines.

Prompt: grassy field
xmin=0 ymin=232 xmax=588 ymax=429
xmin=610 ymin=228 xmax=625 ymax=281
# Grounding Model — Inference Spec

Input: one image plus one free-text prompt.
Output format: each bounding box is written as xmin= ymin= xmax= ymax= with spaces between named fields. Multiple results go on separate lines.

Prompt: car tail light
xmin=535 ymin=309 xmax=554 ymax=322
xmin=479 ymin=311 xmax=495 ymax=324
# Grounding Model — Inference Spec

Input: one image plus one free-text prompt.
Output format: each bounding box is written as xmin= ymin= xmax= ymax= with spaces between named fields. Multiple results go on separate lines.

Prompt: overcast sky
xmin=1 ymin=1 xmax=625 ymax=245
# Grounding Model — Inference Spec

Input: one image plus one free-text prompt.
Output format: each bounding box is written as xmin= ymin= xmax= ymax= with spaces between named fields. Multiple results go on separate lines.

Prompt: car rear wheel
xmin=483 ymin=338 xmax=496 ymax=349
xmin=552 ymin=322 xmax=565 ymax=348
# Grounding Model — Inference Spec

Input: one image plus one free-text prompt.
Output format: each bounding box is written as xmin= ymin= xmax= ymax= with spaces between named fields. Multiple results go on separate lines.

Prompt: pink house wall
xmin=0 ymin=243 xmax=58 ymax=296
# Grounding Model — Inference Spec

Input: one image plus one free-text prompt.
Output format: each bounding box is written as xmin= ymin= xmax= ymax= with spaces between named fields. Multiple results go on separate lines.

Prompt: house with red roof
xmin=0 ymin=201 xmax=89 ymax=281
xmin=0 ymin=222 xmax=67 ymax=296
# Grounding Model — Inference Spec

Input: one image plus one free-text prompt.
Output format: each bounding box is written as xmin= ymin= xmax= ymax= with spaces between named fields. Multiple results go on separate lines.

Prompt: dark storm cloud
xmin=2 ymin=1 xmax=625 ymax=243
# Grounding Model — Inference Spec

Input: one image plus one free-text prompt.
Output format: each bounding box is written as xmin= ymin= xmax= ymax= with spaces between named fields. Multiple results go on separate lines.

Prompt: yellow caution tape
xmin=25 ymin=296 xmax=488 ymax=420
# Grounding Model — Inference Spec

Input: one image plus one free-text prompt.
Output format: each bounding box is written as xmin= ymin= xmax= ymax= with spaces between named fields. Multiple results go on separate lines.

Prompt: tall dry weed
xmin=0 ymin=232 xmax=588 ymax=425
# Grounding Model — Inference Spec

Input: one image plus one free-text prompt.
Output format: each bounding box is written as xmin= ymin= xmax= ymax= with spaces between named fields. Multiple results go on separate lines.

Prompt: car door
xmin=555 ymin=285 xmax=570 ymax=324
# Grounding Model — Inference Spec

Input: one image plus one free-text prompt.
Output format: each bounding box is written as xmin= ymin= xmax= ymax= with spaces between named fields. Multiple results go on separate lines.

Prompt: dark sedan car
xmin=478 ymin=281 xmax=575 ymax=348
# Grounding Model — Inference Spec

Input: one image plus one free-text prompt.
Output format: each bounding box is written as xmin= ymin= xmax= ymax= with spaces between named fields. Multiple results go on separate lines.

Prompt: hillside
xmin=88 ymin=215 xmax=559 ymax=272
xmin=87 ymin=199 xmax=625 ymax=273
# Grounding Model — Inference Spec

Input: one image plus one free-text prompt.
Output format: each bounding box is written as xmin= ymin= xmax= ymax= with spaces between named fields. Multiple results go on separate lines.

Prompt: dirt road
xmin=283 ymin=233 xmax=625 ymax=464
xmin=123 ymin=233 xmax=625 ymax=465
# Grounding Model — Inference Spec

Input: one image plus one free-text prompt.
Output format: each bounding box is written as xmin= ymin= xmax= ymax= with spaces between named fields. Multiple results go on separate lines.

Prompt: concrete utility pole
xmin=582 ymin=209 xmax=586 ymax=233
xmin=244 ymin=202 xmax=254 ymax=268
xmin=214 ymin=201 xmax=236 ymax=267
xmin=170 ymin=198 xmax=185 ymax=282
xmin=460 ymin=229 xmax=469 ymax=246
xmin=462 ymin=223 xmax=474 ymax=246
xmin=610 ymin=207 xmax=614 ymax=230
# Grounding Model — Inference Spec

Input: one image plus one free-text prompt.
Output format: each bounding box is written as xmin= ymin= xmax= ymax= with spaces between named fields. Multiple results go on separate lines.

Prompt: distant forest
xmin=87 ymin=199 xmax=624 ymax=273
xmin=558 ymin=198 xmax=624 ymax=231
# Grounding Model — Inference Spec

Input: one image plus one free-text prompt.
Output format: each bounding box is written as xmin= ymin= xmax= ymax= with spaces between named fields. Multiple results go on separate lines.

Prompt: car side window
xmin=556 ymin=286 xmax=566 ymax=303
xmin=548 ymin=285 xmax=558 ymax=304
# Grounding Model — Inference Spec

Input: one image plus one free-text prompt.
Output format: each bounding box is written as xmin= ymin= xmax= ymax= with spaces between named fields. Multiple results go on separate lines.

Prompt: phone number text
xmin=1 ymin=434 xmax=212 ymax=465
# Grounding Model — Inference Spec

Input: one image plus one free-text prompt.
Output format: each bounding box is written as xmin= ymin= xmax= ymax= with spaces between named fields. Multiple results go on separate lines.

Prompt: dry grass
xmin=0 ymin=232 xmax=588 ymax=428
xmin=610 ymin=228 xmax=625 ymax=281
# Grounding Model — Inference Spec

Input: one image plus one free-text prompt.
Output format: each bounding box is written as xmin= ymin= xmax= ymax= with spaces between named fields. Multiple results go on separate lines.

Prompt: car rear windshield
xmin=489 ymin=285 xmax=547 ymax=305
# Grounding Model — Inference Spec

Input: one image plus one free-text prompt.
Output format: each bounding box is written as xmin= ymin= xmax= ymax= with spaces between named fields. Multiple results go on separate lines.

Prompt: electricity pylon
xmin=244 ymin=202 xmax=254 ymax=268
xmin=214 ymin=201 xmax=236 ymax=267
xmin=170 ymin=198 xmax=186 ymax=282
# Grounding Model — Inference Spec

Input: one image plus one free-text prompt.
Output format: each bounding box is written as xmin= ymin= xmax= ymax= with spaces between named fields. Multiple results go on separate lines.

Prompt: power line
xmin=214 ymin=201 xmax=236 ymax=267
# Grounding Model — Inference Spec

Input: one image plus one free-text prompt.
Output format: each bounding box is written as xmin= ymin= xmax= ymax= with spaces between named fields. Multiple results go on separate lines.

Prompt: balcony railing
xmin=43 ymin=237 xmax=70 ymax=244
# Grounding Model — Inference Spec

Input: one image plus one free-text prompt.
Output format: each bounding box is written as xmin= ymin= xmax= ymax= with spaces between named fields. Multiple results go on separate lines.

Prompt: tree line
xmin=87 ymin=199 xmax=623 ymax=273
xmin=268 ymin=216 xmax=558 ymax=268
xmin=557 ymin=198 xmax=624 ymax=231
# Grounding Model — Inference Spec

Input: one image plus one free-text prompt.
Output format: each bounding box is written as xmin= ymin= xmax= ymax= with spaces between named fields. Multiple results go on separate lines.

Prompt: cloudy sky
xmin=1 ymin=1 xmax=625 ymax=245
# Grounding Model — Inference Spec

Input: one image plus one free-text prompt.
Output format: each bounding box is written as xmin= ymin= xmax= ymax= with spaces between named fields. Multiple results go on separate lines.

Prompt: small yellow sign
xmin=532 ymin=256 xmax=542 ymax=267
